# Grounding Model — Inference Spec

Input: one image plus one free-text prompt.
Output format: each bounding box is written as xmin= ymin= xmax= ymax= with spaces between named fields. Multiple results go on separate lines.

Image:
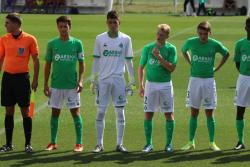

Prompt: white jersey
xmin=93 ymin=32 xmax=133 ymax=80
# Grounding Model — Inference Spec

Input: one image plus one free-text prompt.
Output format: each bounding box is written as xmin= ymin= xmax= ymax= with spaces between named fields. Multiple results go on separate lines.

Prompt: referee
xmin=0 ymin=13 xmax=40 ymax=153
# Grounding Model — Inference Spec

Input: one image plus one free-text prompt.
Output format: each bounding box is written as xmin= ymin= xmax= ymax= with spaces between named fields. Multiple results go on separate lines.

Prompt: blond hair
xmin=197 ymin=21 xmax=211 ymax=32
xmin=157 ymin=24 xmax=171 ymax=35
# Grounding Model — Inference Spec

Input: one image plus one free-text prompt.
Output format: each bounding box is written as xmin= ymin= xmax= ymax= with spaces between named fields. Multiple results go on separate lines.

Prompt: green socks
xmin=144 ymin=120 xmax=153 ymax=145
xmin=73 ymin=116 xmax=83 ymax=145
xmin=189 ymin=116 xmax=197 ymax=142
xmin=166 ymin=120 xmax=175 ymax=146
xmin=207 ymin=117 xmax=215 ymax=142
xmin=236 ymin=120 xmax=244 ymax=144
xmin=51 ymin=116 xmax=59 ymax=144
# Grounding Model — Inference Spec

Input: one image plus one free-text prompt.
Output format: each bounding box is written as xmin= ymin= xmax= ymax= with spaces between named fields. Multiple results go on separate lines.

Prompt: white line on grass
xmin=0 ymin=17 xmax=218 ymax=135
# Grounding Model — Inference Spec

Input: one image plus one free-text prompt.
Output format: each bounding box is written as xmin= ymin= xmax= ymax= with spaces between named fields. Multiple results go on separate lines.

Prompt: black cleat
xmin=25 ymin=145 xmax=33 ymax=153
xmin=0 ymin=144 xmax=14 ymax=152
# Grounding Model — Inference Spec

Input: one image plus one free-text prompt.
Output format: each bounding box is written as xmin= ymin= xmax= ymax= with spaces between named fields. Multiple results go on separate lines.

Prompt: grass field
xmin=0 ymin=14 xmax=249 ymax=167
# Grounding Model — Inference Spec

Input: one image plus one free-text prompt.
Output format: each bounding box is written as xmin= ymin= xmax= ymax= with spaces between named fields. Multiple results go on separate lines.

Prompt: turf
xmin=0 ymin=14 xmax=249 ymax=167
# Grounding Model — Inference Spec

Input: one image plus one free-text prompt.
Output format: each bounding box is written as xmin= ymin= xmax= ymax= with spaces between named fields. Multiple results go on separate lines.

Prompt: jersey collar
xmin=108 ymin=31 xmax=119 ymax=38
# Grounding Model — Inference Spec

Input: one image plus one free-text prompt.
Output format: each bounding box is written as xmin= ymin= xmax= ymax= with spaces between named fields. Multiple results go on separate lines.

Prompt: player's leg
xmin=70 ymin=107 xmax=83 ymax=152
xmin=164 ymin=112 xmax=174 ymax=153
xmin=203 ymin=78 xmax=220 ymax=151
xmin=115 ymin=106 xmax=128 ymax=153
xmin=66 ymin=89 xmax=83 ymax=152
xmin=142 ymin=81 xmax=157 ymax=153
xmin=234 ymin=74 xmax=250 ymax=150
xmin=0 ymin=72 xmax=16 ymax=152
xmin=93 ymin=79 xmax=110 ymax=153
xmin=0 ymin=107 xmax=15 ymax=152
xmin=93 ymin=106 xmax=107 ymax=153
xmin=182 ymin=78 xmax=201 ymax=150
xmin=205 ymin=109 xmax=220 ymax=151
xmin=46 ymin=88 xmax=63 ymax=151
xmin=160 ymin=82 xmax=175 ymax=152
xmin=235 ymin=106 xmax=246 ymax=150
xmin=113 ymin=77 xmax=128 ymax=152
xmin=15 ymin=73 xmax=33 ymax=153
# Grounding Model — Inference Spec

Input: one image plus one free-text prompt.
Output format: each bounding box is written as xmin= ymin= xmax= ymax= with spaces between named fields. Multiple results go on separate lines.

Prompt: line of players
xmin=0 ymin=11 xmax=249 ymax=153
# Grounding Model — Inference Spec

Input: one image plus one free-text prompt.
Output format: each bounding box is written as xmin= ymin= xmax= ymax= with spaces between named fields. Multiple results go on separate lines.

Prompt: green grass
xmin=0 ymin=14 xmax=249 ymax=167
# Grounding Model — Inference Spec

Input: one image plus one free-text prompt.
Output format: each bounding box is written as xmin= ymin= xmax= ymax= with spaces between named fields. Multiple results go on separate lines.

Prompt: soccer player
xmin=91 ymin=10 xmax=135 ymax=153
xmin=0 ymin=13 xmax=40 ymax=153
xmin=138 ymin=24 xmax=177 ymax=153
xmin=44 ymin=16 xmax=84 ymax=152
xmin=233 ymin=17 xmax=250 ymax=150
xmin=181 ymin=21 xmax=229 ymax=151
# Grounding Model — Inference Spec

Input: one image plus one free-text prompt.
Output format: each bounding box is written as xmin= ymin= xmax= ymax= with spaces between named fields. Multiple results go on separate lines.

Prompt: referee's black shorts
xmin=1 ymin=72 xmax=31 ymax=107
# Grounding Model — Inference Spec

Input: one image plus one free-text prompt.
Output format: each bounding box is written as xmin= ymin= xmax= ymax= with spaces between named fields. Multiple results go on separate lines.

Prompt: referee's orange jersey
xmin=0 ymin=32 xmax=39 ymax=74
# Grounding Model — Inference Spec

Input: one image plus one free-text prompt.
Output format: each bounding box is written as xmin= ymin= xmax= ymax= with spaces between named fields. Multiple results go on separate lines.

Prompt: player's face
xmin=5 ymin=19 xmax=19 ymax=33
xmin=107 ymin=18 xmax=119 ymax=33
xmin=197 ymin=28 xmax=210 ymax=43
xmin=156 ymin=29 xmax=168 ymax=44
xmin=245 ymin=22 xmax=250 ymax=34
xmin=57 ymin=21 xmax=70 ymax=37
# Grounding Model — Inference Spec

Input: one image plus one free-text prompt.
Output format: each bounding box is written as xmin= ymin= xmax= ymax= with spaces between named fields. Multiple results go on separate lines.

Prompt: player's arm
xmin=44 ymin=61 xmax=51 ymax=97
xmin=138 ymin=65 xmax=145 ymax=98
xmin=214 ymin=52 xmax=230 ymax=72
xmin=235 ymin=62 xmax=240 ymax=71
xmin=0 ymin=57 xmax=4 ymax=73
xmin=125 ymin=58 xmax=135 ymax=86
xmin=77 ymin=61 xmax=84 ymax=93
xmin=183 ymin=52 xmax=191 ymax=65
xmin=31 ymin=55 xmax=40 ymax=92
xmin=152 ymin=48 xmax=176 ymax=72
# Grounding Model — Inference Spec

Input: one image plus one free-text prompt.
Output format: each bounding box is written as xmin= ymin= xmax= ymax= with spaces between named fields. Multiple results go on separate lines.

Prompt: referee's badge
xmin=18 ymin=48 xmax=25 ymax=56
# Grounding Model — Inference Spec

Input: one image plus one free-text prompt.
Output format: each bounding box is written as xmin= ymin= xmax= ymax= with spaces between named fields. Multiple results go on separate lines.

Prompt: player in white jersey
xmin=90 ymin=10 xmax=135 ymax=153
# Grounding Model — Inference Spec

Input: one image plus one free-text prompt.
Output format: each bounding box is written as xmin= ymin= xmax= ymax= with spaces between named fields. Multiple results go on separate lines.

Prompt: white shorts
xmin=144 ymin=81 xmax=174 ymax=113
xmin=96 ymin=75 xmax=127 ymax=107
xmin=48 ymin=88 xmax=80 ymax=109
xmin=234 ymin=74 xmax=250 ymax=107
xmin=186 ymin=77 xmax=217 ymax=109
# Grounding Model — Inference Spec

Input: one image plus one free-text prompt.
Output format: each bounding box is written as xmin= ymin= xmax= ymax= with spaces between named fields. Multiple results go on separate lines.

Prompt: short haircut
xmin=56 ymin=16 xmax=71 ymax=27
xmin=197 ymin=21 xmax=211 ymax=32
xmin=107 ymin=10 xmax=119 ymax=20
xmin=157 ymin=24 xmax=171 ymax=35
xmin=246 ymin=17 xmax=250 ymax=26
xmin=6 ymin=13 xmax=22 ymax=26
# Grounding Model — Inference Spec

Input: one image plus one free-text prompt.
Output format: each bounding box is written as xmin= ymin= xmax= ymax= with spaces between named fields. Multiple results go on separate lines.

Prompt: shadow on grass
xmin=1 ymin=148 xmax=250 ymax=166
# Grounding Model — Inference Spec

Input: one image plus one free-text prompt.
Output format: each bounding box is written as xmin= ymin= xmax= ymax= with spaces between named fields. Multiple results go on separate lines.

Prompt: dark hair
xmin=107 ymin=10 xmax=119 ymax=20
xmin=246 ymin=17 xmax=250 ymax=26
xmin=197 ymin=21 xmax=211 ymax=32
xmin=6 ymin=13 xmax=22 ymax=26
xmin=56 ymin=16 xmax=71 ymax=28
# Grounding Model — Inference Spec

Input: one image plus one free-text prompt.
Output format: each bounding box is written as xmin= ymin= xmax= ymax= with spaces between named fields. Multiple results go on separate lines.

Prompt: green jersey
xmin=182 ymin=37 xmax=228 ymax=78
xmin=234 ymin=38 xmax=250 ymax=76
xmin=139 ymin=42 xmax=177 ymax=82
xmin=46 ymin=37 xmax=84 ymax=89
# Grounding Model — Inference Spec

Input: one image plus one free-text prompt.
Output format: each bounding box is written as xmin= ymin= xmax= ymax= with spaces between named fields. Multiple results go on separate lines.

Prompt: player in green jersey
xmin=138 ymin=24 xmax=177 ymax=153
xmin=181 ymin=21 xmax=229 ymax=151
xmin=233 ymin=17 xmax=250 ymax=150
xmin=44 ymin=16 xmax=84 ymax=152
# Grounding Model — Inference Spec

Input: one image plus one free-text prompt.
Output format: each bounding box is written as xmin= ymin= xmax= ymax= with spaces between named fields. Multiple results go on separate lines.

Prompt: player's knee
xmin=96 ymin=107 xmax=106 ymax=121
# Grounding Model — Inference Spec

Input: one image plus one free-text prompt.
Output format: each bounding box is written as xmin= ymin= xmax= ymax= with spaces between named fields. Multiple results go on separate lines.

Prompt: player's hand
xmin=44 ymin=84 xmax=51 ymax=97
xmin=139 ymin=87 xmax=144 ymax=97
xmin=32 ymin=80 xmax=38 ymax=92
xmin=76 ymin=81 xmax=83 ymax=93
xmin=126 ymin=80 xmax=136 ymax=96
xmin=152 ymin=47 xmax=161 ymax=59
